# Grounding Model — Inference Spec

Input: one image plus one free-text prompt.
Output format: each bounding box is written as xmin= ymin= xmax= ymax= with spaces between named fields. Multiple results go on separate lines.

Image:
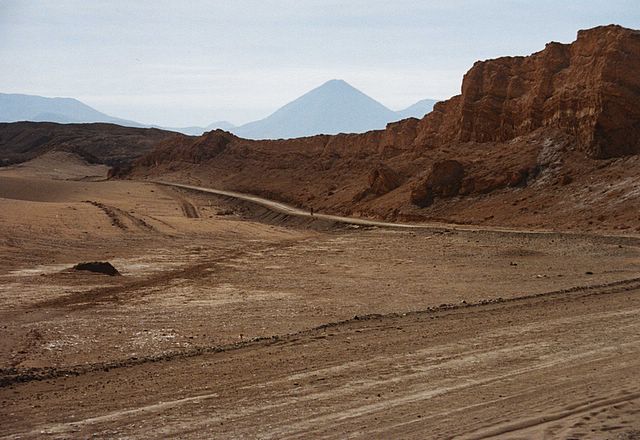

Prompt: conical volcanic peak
xmin=233 ymin=79 xmax=399 ymax=139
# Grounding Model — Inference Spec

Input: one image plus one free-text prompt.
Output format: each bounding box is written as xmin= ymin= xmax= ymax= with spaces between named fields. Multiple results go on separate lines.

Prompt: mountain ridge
xmin=1 ymin=85 xmax=437 ymax=139
xmin=393 ymin=98 xmax=438 ymax=121
xmin=0 ymin=93 xmax=143 ymax=128
xmin=0 ymin=93 xmax=235 ymax=136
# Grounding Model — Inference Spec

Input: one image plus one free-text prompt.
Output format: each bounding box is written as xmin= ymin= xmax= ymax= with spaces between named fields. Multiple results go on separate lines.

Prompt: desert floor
xmin=1 ymin=155 xmax=639 ymax=439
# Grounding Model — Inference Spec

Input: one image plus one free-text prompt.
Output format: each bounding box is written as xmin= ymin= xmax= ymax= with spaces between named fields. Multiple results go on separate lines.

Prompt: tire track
xmin=457 ymin=392 xmax=640 ymax=440
xmin=5 ymin=283 xmax=640 ymax=439
xmin=83 ymin=200 xmax=157 ymax=232
xmin=112 ymin=206 xmax=157 ymax=232
xmin=83 ymin=200 xmax=127 ymax=230
xmin=5 ymin=276 xmax=640 ymax=388
xmin=22 ymin=239 xmax=300 ymax=312
xmin=158 ymin=186 xmax=199 ymax=218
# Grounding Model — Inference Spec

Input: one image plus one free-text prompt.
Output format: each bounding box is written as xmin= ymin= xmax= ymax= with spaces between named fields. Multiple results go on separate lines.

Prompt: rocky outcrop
xmin=459 ymin=167 xmax=534 ymax=196
xmin=352 ymin=163 xmax=403 ymax=202
xmin=413 ymin=25 xmax=640 ymax=159
xmin=136 ymin=130 xmax=235 ymax=167
xmin=410 ymin=160 xmax=465 ymax=207
xmin=368 ymin=164 xmax=403 ymax=195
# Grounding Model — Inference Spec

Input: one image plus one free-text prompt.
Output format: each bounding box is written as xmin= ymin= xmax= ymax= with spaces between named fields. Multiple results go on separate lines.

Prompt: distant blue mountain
xmin=1 ymin=85 xmax=436 ymax=140
xmin=205 ymin=121 xmax=236 ymax=131
xmin=394 ymin=98 xmax=438 ymax=121
xmin=0 ymin=93 xmax=144 ymax=127
xmin=0 ymin=93 xmax=230 ymax=135
xmin=232 ymin=80 xmax=437 ymax=140
xmin=233 ymin=79 xmax=393 ymax=139
xmin=149 ymin=121 xmax=236 ymax=136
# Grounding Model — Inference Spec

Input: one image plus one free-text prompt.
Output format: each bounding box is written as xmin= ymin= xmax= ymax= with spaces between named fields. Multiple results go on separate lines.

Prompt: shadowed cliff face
xmin=0 ymin=122 xmax=177 ymax=167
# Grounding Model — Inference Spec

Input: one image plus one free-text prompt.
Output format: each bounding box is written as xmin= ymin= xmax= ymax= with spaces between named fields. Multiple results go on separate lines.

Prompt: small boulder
xmin=73 ymin=262 xmax=121 ymax=276
xmin=410 ymin=160 xmax=465 ymax=207
xmin=368 ymin=163 xmax=403 ymax=195
xmin=409 ymin=183 xmax=434 ymax=208
xmin=506 ymin=168 xmax=530 ymax=187
xmin=560 ymin=174 xmax=573 ymax=185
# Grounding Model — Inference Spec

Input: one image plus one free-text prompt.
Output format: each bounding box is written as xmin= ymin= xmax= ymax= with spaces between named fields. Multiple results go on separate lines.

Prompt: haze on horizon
xmin=1 ymin=0 xmax=639 ymax=127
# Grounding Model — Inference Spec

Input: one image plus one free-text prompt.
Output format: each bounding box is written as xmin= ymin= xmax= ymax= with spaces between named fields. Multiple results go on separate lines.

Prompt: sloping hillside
xmin=0 ymin=122 xmax=179 ymax=166
xmin=126 ymin=25 xmax=640 ymax=234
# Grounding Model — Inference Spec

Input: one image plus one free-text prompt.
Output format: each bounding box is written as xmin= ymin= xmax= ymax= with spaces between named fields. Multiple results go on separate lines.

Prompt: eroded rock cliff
xmin=413 ymin=25 xmax=640 ymax=159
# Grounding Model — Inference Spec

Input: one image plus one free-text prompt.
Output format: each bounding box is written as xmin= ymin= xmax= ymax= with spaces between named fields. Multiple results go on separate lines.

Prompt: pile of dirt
xmin=72 ymin=262 xmax=121 ymax=276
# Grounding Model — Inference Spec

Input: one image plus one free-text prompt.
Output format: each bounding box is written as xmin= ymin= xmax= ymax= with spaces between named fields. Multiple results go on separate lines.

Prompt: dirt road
xmin=155 ymin=181 xmax=640 ymax=240
xmin=152 ymin=180 xmax=420 ymax=228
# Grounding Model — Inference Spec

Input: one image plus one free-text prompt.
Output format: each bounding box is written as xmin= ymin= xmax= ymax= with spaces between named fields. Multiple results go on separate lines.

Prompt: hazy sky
xmin=1 ymin=1 xmax=639 ymax=127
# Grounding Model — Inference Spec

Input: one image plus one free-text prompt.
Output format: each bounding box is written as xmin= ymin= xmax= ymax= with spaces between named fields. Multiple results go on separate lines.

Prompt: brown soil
xmin=1 ymin=156 xmax=640 ymax=438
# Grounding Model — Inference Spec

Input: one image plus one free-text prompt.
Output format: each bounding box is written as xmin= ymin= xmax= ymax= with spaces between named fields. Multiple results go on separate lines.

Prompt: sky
xmin=1 ymin=1 xmax=639 ymax=127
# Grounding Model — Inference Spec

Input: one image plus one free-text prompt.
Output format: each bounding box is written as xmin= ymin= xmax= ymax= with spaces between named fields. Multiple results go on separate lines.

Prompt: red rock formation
xmin=368 ymin=164 xmax=403 ymax=195
xmin=133 ymin=26 xmax=639 ymax=175
xmin=410 ymin=160 xmax=465 ymax=207
xmin=413 ymin=25 xmax=640 ymax=158
xmin=136 ymin=130 xmax=235 ymax=167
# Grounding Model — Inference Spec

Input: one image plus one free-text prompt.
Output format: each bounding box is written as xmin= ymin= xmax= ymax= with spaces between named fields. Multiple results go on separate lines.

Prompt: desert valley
xmin=1 ymin=24 xmax=640 ymax=439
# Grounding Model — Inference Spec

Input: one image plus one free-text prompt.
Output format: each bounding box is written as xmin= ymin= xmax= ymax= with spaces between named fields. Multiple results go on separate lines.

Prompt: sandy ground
xmin=1 ymin=156 xmax=639 ymax=438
